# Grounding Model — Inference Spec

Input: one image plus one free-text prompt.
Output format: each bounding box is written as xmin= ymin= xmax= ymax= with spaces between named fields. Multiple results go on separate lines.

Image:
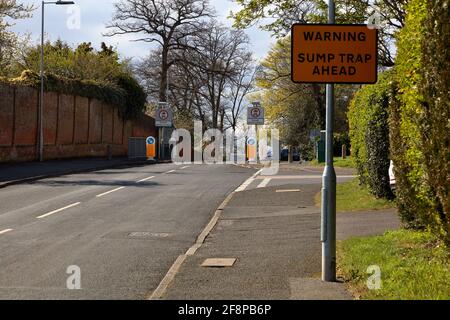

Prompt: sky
xmin=11 ymin=0 xmax=274 ymax=62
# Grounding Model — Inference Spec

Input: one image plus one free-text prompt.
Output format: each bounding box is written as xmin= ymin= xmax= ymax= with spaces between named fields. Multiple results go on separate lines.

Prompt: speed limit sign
xmin=247 ymin=102 xmax=264 ymax=125
xmin=155 ymin=103 xmax=173 ymax=127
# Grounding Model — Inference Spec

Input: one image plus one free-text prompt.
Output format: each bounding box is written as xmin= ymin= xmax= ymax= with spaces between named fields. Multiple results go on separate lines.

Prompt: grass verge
xmin=310 ymin=157 xmax=356 ymax=168
xmin=338 ymin=229 xmax=450 ymax=300
xmin=315 ymin=178 xmax=395 ymax=212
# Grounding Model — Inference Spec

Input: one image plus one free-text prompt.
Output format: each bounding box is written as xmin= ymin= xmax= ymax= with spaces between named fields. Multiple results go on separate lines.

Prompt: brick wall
xmin=0 ymin=84 xmax=156 ymax=163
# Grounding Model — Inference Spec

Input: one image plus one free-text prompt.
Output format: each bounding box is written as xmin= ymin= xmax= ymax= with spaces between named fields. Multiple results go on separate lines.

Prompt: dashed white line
xmin=137 ymin=176 xmax=155 ymax=183
xmin=36 ymin=202 xmax=81 ymax=219
xmin=180 ymin=166 xmax=190 ymax=170
xmin=96 ymin=187 xmax=125 ymax=198
xmin=164 ymin=170 xmax=176 ymax=174
xmin=257 ymin=178 xmax=271 ymax=188
xmin=0 ymin=229 xmax=13 ymax=235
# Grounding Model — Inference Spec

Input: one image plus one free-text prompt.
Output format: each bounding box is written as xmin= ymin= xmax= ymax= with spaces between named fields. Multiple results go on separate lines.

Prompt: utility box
xmin=316 ymin=130 xmax=326 ymax=163
xmin=128 ymin=137 xmax=147 ymax=160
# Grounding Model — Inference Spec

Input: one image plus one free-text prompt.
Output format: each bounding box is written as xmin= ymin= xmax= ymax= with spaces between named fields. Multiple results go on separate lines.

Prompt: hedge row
xmin=0 ymin=70 xmax=146 ymax=120
xmin=391 ymin=0 xmax=449 ymax=241
xmin=349 ymin=0 xmax=449 ymax=243
xmin=348 ymin=71 xmax=394 ymax=199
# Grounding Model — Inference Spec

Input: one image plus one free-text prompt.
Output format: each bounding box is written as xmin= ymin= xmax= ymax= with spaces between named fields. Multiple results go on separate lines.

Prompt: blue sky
xmin=12 ymin=0 xmax=274 ymax=62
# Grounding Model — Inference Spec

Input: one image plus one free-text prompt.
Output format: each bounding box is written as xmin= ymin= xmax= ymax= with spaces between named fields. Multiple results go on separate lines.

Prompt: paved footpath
xmin=159 ymin=164 xmax=400 ymax=300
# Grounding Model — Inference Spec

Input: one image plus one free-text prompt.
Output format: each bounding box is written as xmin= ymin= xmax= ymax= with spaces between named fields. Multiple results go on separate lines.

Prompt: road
xmin=0 ymin=163 xmax=254 ymax=299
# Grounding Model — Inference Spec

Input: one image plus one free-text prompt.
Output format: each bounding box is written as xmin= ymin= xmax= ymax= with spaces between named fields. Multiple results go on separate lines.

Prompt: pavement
xmin=160 ymin=163 xmax=401 ymax=300
xmin=0 ymin=157 xmax=157 ymax=189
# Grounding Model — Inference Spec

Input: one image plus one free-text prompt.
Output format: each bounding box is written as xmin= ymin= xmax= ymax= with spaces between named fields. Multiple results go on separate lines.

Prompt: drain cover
xmin=201 ymin=258 xmax=237 ymax=268
xmin=128 ymin=232 xmax=170 ymax=239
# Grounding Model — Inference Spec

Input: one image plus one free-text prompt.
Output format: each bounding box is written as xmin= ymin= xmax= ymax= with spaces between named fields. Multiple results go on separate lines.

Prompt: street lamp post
xmin=321 ymin=0 xmax=337 ymax=282
xmin=39 ymin=1 xmax=75 ymax=162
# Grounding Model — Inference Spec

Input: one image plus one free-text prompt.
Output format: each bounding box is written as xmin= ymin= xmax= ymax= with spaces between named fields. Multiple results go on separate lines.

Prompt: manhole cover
xmin=201 ymin=258 xmax=237 ymax=268
xmin=128 ymin=232 xmax=170 ymax=239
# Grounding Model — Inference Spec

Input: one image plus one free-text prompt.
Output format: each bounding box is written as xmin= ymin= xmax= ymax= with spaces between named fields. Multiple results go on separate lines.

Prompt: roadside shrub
xmin=0 ymin=70 xmax=147 ymax=120
xmin=348 ymin=71 xmax=394 ymax=199
xmin=392 ymin=0 xmax=449 ymax=243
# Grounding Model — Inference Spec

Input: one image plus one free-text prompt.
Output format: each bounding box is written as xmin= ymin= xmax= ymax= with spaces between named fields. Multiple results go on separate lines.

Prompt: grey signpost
xmin=155 ymin=102 xmax=173 ymax=161
xmin=321 ymin=0 xmax=337 ymax=282
xmin=248 ymin=102 xmax=264 ymax=163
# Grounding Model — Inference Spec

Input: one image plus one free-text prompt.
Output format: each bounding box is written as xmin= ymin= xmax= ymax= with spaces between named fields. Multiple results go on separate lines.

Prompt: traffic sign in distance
xmin=155 ymin=105 xmax=173 ymax=127
xmin=291 ymin=24 xmax=378 ymax=84
xmin=247 ymin=105 xmax=265 ymax=125
xmin=146 ymin=136 xmax=156 ymax=159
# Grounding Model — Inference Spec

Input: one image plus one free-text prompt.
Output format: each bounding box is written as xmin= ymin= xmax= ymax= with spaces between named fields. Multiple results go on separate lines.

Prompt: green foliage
xmin=339 ymin=230 xmax=450 ymax=300
xmin=1 ymin=40 xmax=147 ymax=120
xmin=391 ymin=0 xmax=449 ymax=242
xmin=0 ymin=69 xmax=146 ymax=120
xmin=11 ymin=40 xmax=128 ymax=82
xmin=348 ymin=71 xmax=394 ymax=199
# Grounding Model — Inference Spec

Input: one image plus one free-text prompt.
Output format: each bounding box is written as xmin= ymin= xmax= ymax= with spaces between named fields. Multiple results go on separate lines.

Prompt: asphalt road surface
xmin=0 ymin=163 xmax=254 ymax=299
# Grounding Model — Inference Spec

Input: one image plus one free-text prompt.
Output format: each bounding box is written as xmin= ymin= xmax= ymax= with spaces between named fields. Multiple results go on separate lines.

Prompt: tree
xmin=106 ymin=0 xmax=214 ymax=103
xmin=13 ymin=40 xmax=130 ymax=82
xmin=185 ymin=21 xmax=252 ymax=130
xmin=252 ymin=35 xmax=354 ymax=150
xmin=0 ymin=0 xmax=34 ymax=75
xmin=136 ymin=20 xmax=254 ymax=130
xmin=230 ymin=0 xmax=409 ymax=67
xmin=223 ymin=59 xmax=256 ymax=131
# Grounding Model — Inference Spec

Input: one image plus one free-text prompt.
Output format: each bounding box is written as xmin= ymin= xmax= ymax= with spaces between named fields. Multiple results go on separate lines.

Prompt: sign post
xmin=322 ymin=0 xmax=337 ymax=283
xmin=247 ymin=102 xmax=265 ymax=164
xmin=155 ymin=102 xmax=173 ymax=161
xmin=291 ymin=0 xmax=378 ymax=282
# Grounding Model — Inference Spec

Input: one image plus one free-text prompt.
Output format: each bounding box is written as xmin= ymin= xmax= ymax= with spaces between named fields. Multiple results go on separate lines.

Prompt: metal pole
xmin=255 ymin=124 xmax=259 ymax=164
xmin=321 ymin=0 xmax=337 ymax=282
xmin=39 ymin=1 xmax=45 ymax=162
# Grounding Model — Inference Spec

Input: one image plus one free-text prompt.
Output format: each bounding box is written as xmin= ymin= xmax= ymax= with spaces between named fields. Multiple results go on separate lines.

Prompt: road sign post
xmin=248 ymin=102 xmax=265 ymax=164
xmin=291 ymin=0 xmax=378 ymax=282
xmin=155 ymin=102 xmax=173 ymax=161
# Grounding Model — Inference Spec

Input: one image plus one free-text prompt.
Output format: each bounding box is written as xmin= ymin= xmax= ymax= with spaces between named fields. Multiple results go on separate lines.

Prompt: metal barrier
xmin=128 ymin=137 xmax=147 ymax=160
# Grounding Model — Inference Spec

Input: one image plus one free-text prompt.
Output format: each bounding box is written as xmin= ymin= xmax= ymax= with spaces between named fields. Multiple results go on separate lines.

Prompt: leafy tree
xmin=230 ymin=0 xmax=408 ymax=66
xmin=0 ymin=0 xmax=34 ymax=75
xmin=252 ymin=35 xmax=354 ymax=150
xmin=13 ymin=40 xmax=130 ymax=82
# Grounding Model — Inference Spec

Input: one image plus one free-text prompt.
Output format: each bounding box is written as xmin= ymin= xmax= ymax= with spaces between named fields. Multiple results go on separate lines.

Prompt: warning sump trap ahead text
xmin=291 ymin=25 xmax=378 ymax=84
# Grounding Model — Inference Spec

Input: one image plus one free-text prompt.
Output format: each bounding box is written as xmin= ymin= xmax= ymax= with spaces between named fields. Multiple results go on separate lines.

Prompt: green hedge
xmin=0 ymin=70 xmax=146 ymax=119
xmin=391 ymin=0 xmax=449 ymax=242
xmin=348 ymin=71 xmax=394 ymax=199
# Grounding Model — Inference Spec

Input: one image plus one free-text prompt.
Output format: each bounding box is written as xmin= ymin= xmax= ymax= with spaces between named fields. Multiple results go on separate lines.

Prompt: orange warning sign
xmin=291 ymin=24 xmax=378 ymax=84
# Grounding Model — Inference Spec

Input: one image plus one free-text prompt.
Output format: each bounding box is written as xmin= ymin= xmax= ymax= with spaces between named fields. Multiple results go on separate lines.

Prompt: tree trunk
xmin=160 ymin=46 xmax=169 ymax=102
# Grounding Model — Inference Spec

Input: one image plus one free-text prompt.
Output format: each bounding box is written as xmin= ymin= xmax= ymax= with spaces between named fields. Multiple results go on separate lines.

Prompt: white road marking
xmin=96 ymin=187 xmax=125 ymax=198
xmin=235 ymin=169 xmax=262 ymax=192
xmin=0 ymin=229 xmax=13 ymax=235
xmin=257 ymin=178 xmax=271 ymax=188
xmin=137 ymin=176 xmax=155 ymax=183
xmin=164 ymin=170 xmax=176 ymax=174
xmin=180 ymin=166 xmax=190 ymax=170
xmin=276 ymin=189 xmax=301 ymax=193
xmin=36 ymin=202 xmax=81 ymax=219
xmin=257 ymin=175 xmax=356 ymax=180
